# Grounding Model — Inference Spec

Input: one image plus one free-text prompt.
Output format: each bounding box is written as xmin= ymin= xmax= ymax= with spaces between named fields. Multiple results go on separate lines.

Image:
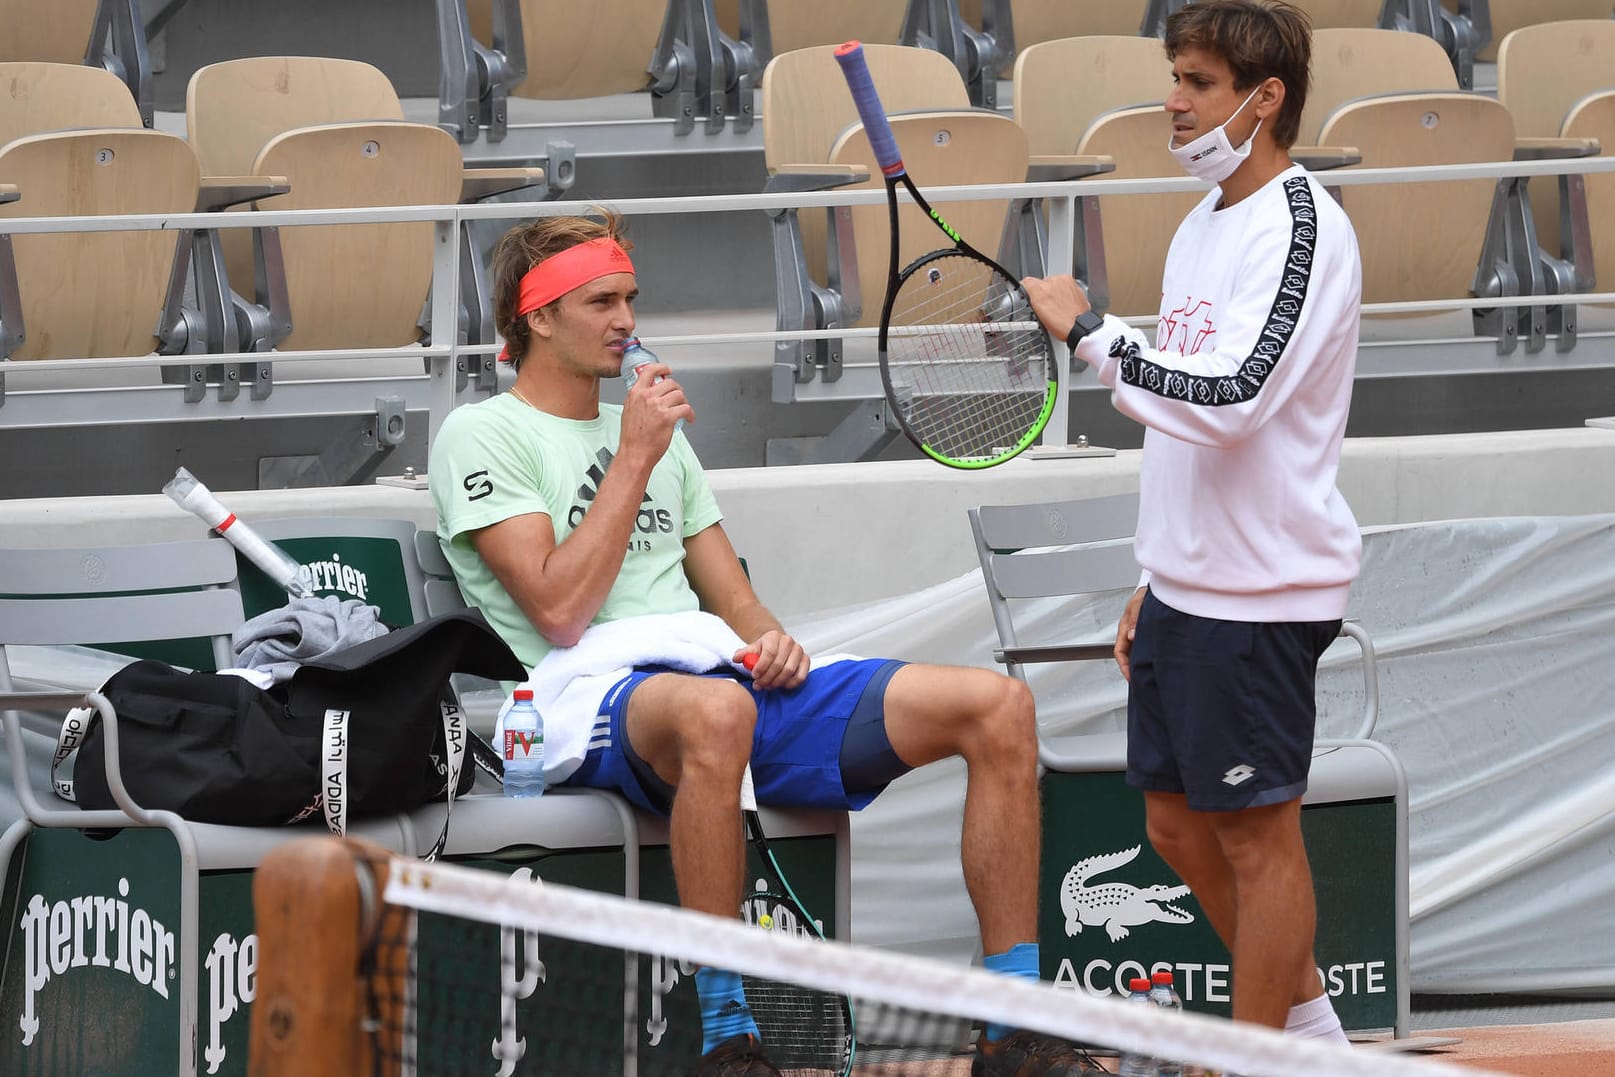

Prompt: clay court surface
xmin=1390 ymin=1017 xmax=1615 ymax=1075
xmin=837 ymin=1018 xmax=1615 ymax=1074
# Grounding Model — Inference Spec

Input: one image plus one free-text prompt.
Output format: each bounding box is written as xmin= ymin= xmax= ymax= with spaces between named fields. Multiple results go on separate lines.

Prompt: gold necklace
xmin=508 ymin=384 xmax=538 ymax=410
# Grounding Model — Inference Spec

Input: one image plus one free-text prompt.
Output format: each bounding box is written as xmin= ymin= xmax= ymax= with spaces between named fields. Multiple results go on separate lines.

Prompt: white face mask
xmin=1167 ymin=84 xmax=1264 ymax=184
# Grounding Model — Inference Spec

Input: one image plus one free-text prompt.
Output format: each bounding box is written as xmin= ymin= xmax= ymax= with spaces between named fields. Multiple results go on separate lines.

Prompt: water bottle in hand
xmin=503 ymin=688 xmax=545 ymax=798
xmin=1118 ymin=977 xmax=1159 ymax=1077
xmin=1149 ymin=970 xmax=1193 ymax=1077
xmin=621 ymin=337 xmax=684 ymax=431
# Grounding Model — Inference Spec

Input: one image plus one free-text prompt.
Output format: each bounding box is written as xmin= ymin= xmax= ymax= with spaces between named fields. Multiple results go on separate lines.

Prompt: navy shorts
xmin=1127 ymin=589 xmax=1341 ymax=812
xmin=569 ymin=658 xmax=908 ymax=815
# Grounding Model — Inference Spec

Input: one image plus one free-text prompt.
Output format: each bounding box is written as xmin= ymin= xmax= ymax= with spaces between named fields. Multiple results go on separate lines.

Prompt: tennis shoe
xmin=696 ymin=1032 xmax=782 ymax=1077
xmin=972 ymin=1029 xmax=1100 ymax=1076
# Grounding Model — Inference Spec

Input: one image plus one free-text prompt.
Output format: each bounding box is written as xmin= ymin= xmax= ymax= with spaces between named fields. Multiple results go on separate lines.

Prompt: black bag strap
xmin=320 ymin=698 xmax=466 ymax=860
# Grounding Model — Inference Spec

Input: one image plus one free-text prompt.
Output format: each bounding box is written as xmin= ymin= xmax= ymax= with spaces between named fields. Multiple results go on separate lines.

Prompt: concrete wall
xmin=5 ymin=426 xmax=1614 ymax=620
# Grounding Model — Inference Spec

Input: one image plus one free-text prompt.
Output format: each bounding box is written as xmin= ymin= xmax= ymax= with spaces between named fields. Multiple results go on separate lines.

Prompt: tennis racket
xmin=734 ymin=739 xmax=855 ymax=1076
xmin=833 ymin=41 xmax=1057 ymax=470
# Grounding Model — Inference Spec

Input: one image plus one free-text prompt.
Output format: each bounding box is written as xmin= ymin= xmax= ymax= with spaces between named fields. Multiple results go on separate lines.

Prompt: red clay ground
xmin=1375 ymin=1018 xmax=1615 ymax=1075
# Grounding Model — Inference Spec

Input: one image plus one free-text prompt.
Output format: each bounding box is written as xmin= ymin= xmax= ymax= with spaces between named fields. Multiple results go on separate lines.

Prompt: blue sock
xmin=982 ymin=942 xmax=1041 ymax=1043
xmin=695 ymin=967 xmax=760 ymax=1055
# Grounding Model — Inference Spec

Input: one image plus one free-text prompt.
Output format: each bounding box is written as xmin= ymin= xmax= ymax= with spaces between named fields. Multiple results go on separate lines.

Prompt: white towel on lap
xmin=496 ymin=610 xmax=856 ymax=787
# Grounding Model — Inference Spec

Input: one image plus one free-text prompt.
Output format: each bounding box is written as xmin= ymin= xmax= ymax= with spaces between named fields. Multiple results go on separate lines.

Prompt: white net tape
xmin=385 ymin=857 xmax=1499 ymax=1077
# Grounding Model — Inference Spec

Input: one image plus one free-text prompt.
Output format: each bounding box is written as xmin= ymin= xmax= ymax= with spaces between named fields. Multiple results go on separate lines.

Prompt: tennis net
xmin=247 ymin=837 xmax=1497 ymax=1077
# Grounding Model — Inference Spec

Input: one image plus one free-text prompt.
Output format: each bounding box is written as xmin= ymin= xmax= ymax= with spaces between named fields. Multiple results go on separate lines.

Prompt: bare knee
xmin=962 ymin=673 xmax=1037 ymax=764
xmin=1145 ymin=811 xmax=1204 ymax=872
xmin=670 ymin=682 xmax=757 ymax=783
xmin=1143 ymin=796 xmax=1225 ymax=881
xmin=1210 ymin=804 xmax=1307 ymax=879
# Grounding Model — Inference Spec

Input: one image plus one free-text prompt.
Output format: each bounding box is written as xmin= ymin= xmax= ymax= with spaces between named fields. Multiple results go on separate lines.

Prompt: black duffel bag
xmin=54 ymin=607 xmax=526 ymax=840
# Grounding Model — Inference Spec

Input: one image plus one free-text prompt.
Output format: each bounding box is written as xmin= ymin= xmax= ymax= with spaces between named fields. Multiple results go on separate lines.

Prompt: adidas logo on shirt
xmin=566 ymin=446 xmax=675 ymax=538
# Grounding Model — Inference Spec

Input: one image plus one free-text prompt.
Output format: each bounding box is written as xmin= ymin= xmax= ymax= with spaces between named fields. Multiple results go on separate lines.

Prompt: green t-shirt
xmin=429 ymin=393 xmax=723 ymax=668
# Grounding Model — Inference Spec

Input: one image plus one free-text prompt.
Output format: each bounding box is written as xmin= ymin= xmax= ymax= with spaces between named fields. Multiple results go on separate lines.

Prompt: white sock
xmin=1285 ymin=993 xmax=1350 ymax=1044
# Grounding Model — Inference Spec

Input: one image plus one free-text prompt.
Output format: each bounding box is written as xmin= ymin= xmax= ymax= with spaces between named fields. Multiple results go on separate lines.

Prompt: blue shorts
xmin=1127 ymin=589 xmax=1341 ymax=812
xmin=569 ymin=658 xmax=908 ymax=815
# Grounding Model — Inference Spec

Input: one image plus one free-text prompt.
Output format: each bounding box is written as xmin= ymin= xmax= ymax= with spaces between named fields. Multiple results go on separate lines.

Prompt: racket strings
xmin=886 ymin=255 xmax=1053 ymax=462
xmin=742 ymin=969 xmax=851 ymax=1075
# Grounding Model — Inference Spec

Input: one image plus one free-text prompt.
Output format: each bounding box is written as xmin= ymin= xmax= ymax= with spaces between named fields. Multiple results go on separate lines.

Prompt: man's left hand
xmin=736 ymin=630 xmax=808 ymax=690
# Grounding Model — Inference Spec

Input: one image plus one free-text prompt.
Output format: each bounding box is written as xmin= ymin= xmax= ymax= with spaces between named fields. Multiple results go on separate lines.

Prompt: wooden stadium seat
xmin=1289 ymin=0 xmax=1383 ymax=28
xmin=0 ymin=62 xmax=142 ymax=145
xmin=0 ymin=129 xmax=200 ymax=360
xmin=959 ymin=0 xmax=1149 ymax=51
xmin=762 ymin=43 xmax=973 ymax=318
xmin=1013 ymin=36 xmax=1172 ymax=159
xmin=1444 ymin=0 xmax=1615 ymax=62
xmin=1496 ymin=19 xmax=1615 ymax=280
xmin=1300 ymin=28 xmax=1459 ymax=148
xmin=830 ymin=110 xmax=1031 ymax=329
xmin=1075 ymin=106 xmax=1198 ymax=320
xmin=254 ymin=123 xmax=462 ymax=351
xmin=0 ymin=0 xmax=98 ymax=64
xmin=1496 ymin=20 xmax=1615 ymax=142
xmin=467 ymin=0 xmax=668 ymax=99
xmin=716 ymin=0 xmax=910 ymax=56
xmin=186 ymin=56 xmax=538 ymax=353
xmin=1012 ymin=36 xmax=1175 ymax=318
xmin=0 ymin=61 xmax=252 ymax=365
xmin=1562 ymin=91 xmax=1615 ymax=313
xmin=1319 ymin=93 xmax=1516 ymax=315
xmin=763 ymin=43 xmax=969 ymax=174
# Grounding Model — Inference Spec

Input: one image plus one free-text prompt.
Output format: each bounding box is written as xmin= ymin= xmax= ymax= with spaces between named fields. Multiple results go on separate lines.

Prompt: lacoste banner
xmin=1038 ymin=771 xmax=1398 ymax=1031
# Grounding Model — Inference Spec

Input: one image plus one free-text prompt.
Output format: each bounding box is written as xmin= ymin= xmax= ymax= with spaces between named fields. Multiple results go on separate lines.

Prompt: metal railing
xmin=3 ymin=154 xmax=1615 ymax=451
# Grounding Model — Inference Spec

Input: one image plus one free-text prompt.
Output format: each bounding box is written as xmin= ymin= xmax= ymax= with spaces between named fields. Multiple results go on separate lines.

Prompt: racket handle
xmin=833 ymin=41 xmax=904 ymax=178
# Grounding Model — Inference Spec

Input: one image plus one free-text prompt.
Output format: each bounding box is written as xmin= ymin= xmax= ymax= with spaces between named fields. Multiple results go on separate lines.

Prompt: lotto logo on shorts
xmin=1221 ymin=764 xmax=1256 ymax=786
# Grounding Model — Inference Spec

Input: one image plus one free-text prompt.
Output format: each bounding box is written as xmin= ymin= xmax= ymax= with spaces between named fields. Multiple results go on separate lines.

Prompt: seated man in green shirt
xmin=429 ymin=212 xmax=1093 ymax=1077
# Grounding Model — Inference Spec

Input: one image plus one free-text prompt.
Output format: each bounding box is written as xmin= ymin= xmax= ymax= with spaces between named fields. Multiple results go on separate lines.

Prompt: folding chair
xmin=968 ymin=493 xmax=1410 ymax=1036
xmin=0 ymin=528 xmax=645 ymax=1076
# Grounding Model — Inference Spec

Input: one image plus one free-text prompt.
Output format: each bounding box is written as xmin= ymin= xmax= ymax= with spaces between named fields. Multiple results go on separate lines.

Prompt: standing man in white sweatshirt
xmin=1023 ymin=0 xmax=1362 ymax=1044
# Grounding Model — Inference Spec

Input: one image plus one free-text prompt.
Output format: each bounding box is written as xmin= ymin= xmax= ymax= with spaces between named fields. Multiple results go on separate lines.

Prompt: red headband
xmin=499 ymin=237 xmax=635 ymax=362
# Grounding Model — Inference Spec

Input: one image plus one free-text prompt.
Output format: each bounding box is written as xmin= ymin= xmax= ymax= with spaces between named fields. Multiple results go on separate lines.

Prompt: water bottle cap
xmin=513 ymin=688 xmax=534 ymax=701
xmin=1129 ymin=977 xmax=1152 ymax=992
xmin=1151 ymin=970 xmax=1174 ymax=985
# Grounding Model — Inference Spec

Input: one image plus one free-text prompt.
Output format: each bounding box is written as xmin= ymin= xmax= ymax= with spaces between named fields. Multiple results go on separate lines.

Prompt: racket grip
xmin=833 ymin=41 xmax=904 ymax=177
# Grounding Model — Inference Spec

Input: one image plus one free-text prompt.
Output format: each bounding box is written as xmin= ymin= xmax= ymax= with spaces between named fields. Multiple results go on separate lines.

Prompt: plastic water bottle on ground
xmin=621 ymin=337 xmax=684 ymax=431
xmin=503 ymin=688 xmax=545 ymax=798
xmin=1149 ymin=970 xmax=1195 ymax=1077
xmin=1118 ymin=977 xmax=1159 ymax=1077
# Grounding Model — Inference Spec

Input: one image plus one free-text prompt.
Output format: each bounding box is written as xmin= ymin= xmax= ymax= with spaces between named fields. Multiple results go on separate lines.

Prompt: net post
xmin=249 ymin=836 xmax=404 ymax=1077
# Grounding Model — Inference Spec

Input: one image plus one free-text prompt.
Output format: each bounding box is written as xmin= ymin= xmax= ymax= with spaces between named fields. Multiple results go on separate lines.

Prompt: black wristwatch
xmin=1065 ymin=310 xmax=1106 ymax=351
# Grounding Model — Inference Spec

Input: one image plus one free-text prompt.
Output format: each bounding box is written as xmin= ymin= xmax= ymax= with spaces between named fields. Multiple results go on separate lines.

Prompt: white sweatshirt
xmin=1073 ymin=165 xmax=1363 ymax=622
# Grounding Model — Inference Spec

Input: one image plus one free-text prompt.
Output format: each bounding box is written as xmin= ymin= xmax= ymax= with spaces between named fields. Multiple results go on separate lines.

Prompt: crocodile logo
xmin=1060 ymin=845 xmax=1194 ymax=942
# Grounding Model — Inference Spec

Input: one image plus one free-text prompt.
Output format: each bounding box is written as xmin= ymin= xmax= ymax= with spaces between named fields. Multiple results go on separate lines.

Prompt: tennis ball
xmin=758 ymin=913 xmax=773 ymax=929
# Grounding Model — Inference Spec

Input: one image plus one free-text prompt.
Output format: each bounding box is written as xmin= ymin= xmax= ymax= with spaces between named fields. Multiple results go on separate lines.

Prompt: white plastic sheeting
xmin=6 ymin=515 xmax=1613 ymax=993
xmin=792 ymin=515 xmax=1615 ymax=994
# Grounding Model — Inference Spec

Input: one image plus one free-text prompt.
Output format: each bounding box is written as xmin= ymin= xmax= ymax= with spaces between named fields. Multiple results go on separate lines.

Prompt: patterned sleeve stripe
xmin=1118 ymin=175 xmax=1316 ymax=407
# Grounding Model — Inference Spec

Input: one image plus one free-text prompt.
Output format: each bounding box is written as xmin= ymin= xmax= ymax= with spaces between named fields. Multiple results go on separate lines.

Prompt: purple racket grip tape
xmin=833 ymin=41 xmax=904 ymax=177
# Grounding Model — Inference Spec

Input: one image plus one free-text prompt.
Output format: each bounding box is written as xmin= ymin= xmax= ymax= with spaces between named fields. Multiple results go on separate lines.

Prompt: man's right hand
xmin=1021 ymin=274 xmax=1093 ymax=341
xmin=1115 ymin=586 xmax=1147 ymax=682
xmin=620 ymin=362 xmax=694 ymax=460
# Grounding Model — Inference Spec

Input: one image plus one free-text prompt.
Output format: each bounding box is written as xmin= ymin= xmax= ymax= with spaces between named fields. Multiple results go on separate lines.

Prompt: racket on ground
xmin=833 ymin=40 xmax=1056 ymax=470
xmin=737 ymin=755 xmax=855 ymax=1076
